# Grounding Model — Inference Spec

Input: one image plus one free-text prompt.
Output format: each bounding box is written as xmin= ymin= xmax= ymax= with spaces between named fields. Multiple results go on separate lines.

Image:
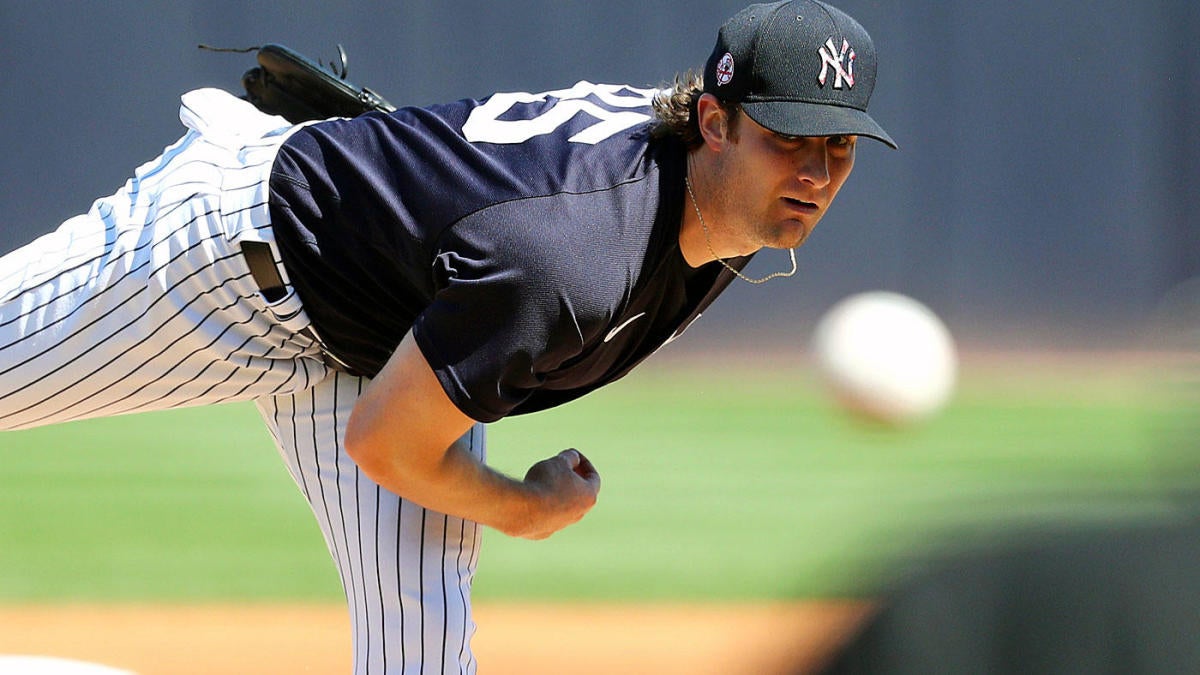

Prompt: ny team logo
xmin=817 ymin=38 xmax=855 ymax=89
xmin=715 ymin=52 xmax=735 ymax=86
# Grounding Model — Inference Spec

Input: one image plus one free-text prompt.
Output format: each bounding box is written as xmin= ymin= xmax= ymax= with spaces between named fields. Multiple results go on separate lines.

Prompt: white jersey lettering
xmin=462 ymin=81 xmax=657 ymax=145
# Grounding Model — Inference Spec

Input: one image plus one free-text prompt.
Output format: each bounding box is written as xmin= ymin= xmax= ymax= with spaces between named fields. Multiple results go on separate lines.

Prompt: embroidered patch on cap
xmin=715 ymin=52 xmax=735 ymax=86
xmin=817 ymin=38 xmax=856 ymax=89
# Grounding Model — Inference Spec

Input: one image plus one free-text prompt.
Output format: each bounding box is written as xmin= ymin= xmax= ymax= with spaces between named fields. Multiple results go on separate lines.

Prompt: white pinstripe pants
xmin=260 ymin=374 xmax=483 ymax=675
xmin=0 ymin=89 xmax=482 ymax=674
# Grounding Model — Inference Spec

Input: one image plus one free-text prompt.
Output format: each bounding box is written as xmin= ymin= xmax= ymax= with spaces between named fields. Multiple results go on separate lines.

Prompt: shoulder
xmin=441 ymin=169 xmax=665 ymax=274
xmin=438 ymin=194 xmax=641 ymax=300
xmin=431 ymin=182 xmax=670 ymax=347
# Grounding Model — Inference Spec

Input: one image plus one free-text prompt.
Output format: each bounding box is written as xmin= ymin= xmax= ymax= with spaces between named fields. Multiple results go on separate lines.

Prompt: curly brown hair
xmin=650 ymin=70 xmax=739 ymax=148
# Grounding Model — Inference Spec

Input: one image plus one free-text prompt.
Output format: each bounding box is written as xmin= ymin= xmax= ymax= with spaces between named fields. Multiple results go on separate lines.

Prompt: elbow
xmin=343 ymin=406 xmax=424 ymax=498
xmin=344 ymin=408 xmax=386 ymax=479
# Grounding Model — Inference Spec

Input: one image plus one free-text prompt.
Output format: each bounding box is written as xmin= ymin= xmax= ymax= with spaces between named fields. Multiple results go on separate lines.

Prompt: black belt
xmin=240 ymin=240 xmax=358 ymax=374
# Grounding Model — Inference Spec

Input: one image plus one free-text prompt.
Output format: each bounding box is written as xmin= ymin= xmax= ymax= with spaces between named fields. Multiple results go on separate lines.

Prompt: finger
xmin=558 ymin=448 xmax=581 ymax=468
xmin=571 ymin=460 xmax=601 ymax=495
xmin=573 ymin=453 xmax=600 ymax=481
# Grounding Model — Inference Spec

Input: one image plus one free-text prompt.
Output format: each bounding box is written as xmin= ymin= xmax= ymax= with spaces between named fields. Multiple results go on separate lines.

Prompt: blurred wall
xmin=1 ymin=1 xmax=1196 ymax=349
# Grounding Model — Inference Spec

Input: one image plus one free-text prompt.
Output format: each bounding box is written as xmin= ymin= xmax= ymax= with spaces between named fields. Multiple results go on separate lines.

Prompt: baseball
xmin=811 ymin=291 xmax=958 ymax=426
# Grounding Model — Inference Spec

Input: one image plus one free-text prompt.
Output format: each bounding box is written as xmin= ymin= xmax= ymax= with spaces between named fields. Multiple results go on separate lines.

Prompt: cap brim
xmin=742 ymin=100 xmax=897 ymax=149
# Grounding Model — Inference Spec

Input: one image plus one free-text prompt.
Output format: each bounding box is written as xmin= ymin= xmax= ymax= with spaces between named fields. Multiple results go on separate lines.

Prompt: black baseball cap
xmin=703 ymin=0 xmax=897 ymax=148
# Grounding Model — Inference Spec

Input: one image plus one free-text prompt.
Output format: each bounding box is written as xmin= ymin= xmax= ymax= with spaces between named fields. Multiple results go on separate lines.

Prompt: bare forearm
xmin=354 ymin=431 xmax=537 ymax=537
xmin=349 ymin=428 xmax=600 ymax=539
xmin=344 ymin=331 xmax=600 ymax=539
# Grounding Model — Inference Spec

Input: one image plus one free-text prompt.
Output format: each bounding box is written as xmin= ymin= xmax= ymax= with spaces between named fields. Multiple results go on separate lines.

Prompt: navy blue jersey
xmin=269 ymin=82 xmax=750 ymax=422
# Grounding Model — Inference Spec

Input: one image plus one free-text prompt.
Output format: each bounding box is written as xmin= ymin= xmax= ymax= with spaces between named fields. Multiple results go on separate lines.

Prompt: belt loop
xmin=240 ymin=240 xmax=307 ymax=332
xmin=239 ymin=239 xmax=356 ymax=374
xmin=240 ymin=241 xmax=287 ymax=302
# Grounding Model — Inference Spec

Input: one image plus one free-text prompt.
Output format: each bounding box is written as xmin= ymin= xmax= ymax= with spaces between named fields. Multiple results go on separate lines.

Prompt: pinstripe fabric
xmin=258 ymin=372 xmax=483 ymax=675
xmin=1 ymin=88 xmax=485 ymax=674
xmin=0 ymin=89 xmax=329 ymax=430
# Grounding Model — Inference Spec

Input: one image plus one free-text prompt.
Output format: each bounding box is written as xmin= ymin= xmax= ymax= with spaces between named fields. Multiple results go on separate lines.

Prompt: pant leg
xmin=0 ymin=89 xmax=328 ymax=431
xmin=257 ymin=371 xmax=484 ymax=675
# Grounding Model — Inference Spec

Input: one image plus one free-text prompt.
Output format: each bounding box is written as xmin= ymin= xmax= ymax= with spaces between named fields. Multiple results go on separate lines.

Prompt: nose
xmin=796 ymin=140 xmax=831 ymax=188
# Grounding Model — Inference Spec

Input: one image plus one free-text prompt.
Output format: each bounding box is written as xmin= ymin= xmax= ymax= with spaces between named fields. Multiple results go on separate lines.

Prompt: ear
xmin=696 ymin=93 xmax=732 ymax=151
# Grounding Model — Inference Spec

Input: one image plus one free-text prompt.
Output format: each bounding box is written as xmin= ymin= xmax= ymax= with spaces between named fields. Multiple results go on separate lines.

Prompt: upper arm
xmin=344 ymin=330 xmax=476 ymax=477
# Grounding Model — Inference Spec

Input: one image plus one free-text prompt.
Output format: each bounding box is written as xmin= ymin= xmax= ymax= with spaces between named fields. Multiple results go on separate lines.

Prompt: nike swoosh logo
xmin=604 ymin=312 xmax=646 ymax=343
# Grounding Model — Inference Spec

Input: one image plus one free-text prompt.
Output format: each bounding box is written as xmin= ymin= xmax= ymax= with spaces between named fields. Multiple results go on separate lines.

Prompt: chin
xmin=770 ymin=221 xmax=812 ymax=249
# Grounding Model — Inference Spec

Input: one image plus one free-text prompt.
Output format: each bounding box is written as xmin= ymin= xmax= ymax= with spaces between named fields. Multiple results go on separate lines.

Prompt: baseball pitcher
xmin=0 ymin=2 xmax=894 ymax=672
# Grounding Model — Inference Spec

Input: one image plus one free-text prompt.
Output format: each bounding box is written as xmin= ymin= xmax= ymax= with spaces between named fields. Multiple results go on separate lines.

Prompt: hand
xmin=518 ymin=449 xmax=602 ymax=540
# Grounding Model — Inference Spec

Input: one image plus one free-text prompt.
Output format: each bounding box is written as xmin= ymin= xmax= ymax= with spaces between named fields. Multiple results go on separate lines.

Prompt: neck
xmin=679 ymin=153 xmax=726 ymax=267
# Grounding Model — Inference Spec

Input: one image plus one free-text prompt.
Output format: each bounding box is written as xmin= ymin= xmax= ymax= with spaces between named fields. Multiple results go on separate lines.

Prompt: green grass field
xmin=0 ymin=353 xmax=1193 ymax=603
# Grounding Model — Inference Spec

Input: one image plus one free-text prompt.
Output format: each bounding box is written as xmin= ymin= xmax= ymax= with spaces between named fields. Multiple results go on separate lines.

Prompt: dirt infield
xmin=0 ymin=602 xmax=871 ymax=674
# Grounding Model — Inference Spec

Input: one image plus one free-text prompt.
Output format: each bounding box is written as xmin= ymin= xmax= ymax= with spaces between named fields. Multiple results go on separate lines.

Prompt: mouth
xmin=782 ymin=196 xmax=820 ymax=215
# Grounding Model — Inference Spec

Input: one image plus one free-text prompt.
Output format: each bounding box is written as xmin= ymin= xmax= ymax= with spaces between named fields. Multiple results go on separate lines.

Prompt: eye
xmin=827 ymin=135 xmax=856 ymax=147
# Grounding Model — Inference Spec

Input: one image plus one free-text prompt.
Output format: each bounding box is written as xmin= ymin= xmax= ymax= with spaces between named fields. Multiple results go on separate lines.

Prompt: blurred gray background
xmin=2 ymin=0 xmax=1196 ymax=350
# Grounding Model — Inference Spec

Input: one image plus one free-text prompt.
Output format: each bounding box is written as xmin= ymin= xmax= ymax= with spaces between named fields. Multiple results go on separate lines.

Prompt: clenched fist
xmin=517 ymin=449 xmax=602 ymax=540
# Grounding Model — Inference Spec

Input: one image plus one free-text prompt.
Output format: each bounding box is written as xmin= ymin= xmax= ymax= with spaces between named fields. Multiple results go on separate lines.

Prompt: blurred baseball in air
xmin=811 ymin=291 xmax=958 ymax=426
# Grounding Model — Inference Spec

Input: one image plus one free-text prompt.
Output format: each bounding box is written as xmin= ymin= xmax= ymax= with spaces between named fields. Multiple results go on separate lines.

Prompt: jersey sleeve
xmin=410 ymin=199 xmax=617 ymax=423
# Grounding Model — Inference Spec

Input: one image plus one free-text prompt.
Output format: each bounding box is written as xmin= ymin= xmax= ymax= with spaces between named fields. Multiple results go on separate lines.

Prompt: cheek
xmin=828 ymin=154 xmax=856 ymax=194
xmin=750 ymin=151 xmax=798 ymax=190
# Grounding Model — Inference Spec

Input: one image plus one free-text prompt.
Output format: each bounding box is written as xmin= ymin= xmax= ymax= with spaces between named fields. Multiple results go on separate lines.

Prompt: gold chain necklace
xmin=684 ymin=177 xmax=798 ymax=285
